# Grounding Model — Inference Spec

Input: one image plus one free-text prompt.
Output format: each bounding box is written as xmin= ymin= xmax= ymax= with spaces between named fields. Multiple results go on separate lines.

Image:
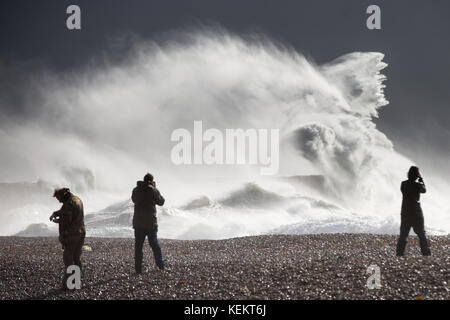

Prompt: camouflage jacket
xmin=54 ymin=194 xmax=86 ymax=243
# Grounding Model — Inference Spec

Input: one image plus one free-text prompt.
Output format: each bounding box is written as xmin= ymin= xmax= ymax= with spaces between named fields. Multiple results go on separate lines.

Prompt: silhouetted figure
xmin=49 ymin=188 xmax=86 ymax=289
xmin=396 ymin=166 xmax=431 ymax=256
xmin=132 ymin=173 xmax=165 ymax=273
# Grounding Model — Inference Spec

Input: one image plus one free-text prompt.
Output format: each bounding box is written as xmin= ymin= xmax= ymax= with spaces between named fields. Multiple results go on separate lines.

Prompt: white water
xmin=1 ymin=30 xmax=449 ymax=238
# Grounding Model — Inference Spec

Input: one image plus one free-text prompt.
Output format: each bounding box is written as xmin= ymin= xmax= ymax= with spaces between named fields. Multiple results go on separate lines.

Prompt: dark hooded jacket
xmin=400 ymin=179 xmax=426 ymax=216
xmin=131 ymin=180 xmax=165 ymax=229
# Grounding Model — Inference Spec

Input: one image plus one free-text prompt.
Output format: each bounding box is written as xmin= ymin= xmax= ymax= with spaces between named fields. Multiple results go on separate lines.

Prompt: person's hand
xmin=152 ymin=181 xmax=156 ymax=187
xmin=50 ymin=212 xmax=60 ymax=223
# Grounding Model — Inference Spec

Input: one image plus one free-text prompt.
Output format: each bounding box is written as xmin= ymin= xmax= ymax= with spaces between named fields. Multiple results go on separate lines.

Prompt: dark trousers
xmin=62 ymin=233 xmax=85 ymax=288
xmin=63 ymin=233 xmax=85 ymax=269
xmin=396 ymin=214 xmax=430 ymax=256
xmin=134 ymin=227 xmax=164 ymax=272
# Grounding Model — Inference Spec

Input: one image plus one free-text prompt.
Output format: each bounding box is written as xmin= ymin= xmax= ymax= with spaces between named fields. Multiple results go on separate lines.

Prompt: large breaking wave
xmin=2 ymin=29 xmax=449 ymax=238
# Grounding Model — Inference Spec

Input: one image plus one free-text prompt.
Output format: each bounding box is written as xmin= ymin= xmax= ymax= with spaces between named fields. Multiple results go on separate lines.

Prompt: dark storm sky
xmin=1 ymin=0 xmax=449 ymax=171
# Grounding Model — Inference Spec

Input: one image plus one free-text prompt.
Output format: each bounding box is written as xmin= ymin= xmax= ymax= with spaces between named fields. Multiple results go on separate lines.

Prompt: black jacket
xmin=401 ymin=179 xmax=426 ymax=216
xmin=131 ymin=181 xmax=165 ymax=229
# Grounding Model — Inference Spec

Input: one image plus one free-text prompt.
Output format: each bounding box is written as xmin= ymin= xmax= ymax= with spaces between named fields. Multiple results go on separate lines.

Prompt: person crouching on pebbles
xmin=132 ymin=173 xmax=165 ymax=273
xmin=396 ymin=166 xmax=431 ymax=256
xmin=49 ymin=188 xmax=86 ymax=289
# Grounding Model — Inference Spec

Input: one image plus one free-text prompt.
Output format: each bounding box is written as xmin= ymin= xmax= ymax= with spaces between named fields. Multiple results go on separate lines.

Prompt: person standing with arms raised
xmin=396 ymin=166 xmax=431 ymax=256
xmin=131 ymin=173 xmax=166 ymax=273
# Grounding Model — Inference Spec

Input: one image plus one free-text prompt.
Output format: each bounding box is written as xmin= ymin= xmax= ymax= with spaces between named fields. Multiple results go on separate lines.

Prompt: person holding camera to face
xmin=131 ymin=173 xmax=165 ymax=273
xmin=396 ymin=166 xmax=431 ymax=256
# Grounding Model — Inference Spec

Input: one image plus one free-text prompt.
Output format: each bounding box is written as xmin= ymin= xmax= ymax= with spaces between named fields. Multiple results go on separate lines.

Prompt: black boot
xmin=419 ymin=238 xmax=431 ymax=256
xmin=396 ymin=237 xmax=407 ymax=256
xmin=156 ymin=260 xmax=165 ymax=270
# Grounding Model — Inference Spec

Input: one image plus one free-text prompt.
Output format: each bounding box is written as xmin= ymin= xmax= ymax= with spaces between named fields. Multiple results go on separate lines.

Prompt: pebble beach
xmin=0 ymin=234 xmax=449 ymax=300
